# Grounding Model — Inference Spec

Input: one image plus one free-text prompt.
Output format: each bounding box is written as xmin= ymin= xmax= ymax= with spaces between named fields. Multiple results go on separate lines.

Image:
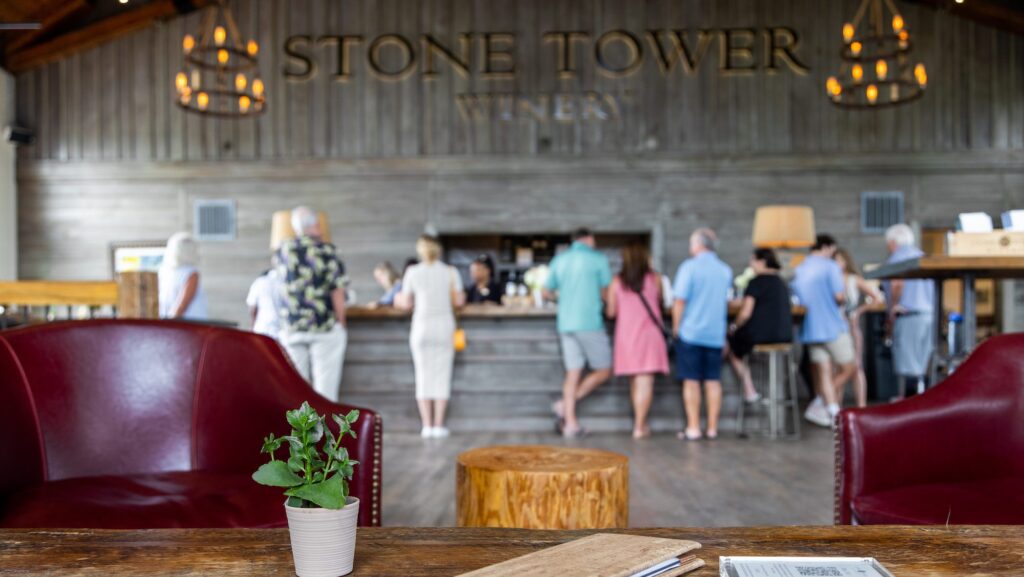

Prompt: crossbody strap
xmin=636 ymin=289 xmax=672 ymax=340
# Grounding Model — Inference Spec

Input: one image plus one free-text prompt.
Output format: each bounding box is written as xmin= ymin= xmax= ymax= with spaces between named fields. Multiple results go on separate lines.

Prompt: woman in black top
xmin=465 ymin=255 xmax=502 ymax=305
xmin=726 ymin=248 xmax=793 ymax=402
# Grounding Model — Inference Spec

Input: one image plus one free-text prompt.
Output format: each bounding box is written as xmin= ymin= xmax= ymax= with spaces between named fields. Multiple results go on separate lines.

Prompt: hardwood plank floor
xmin=381 ymin=426 xmax=835 ymax=527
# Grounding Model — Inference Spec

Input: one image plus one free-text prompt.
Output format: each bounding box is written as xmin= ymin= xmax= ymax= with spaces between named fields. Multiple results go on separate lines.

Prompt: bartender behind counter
xmin=466 ymin=255 xmax=503 ymax=305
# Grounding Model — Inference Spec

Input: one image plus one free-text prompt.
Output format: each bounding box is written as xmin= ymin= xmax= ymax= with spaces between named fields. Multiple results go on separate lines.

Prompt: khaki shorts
xmin=807 ymin=332 xmax=856 ymax=366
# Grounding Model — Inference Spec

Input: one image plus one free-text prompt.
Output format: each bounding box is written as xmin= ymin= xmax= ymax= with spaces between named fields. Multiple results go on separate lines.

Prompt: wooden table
xmin=865 ymin=256 xmax=1024 ymax=353
xmin=0 ymin=526 xmax=1020 ymax=576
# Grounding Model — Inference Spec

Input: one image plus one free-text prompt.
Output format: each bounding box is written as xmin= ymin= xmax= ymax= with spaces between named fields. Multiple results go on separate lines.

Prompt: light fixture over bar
xmin=174 ymin=0 xmax=265 ymax=118
xmin=825 ymin=0 xmax=926 ymax=109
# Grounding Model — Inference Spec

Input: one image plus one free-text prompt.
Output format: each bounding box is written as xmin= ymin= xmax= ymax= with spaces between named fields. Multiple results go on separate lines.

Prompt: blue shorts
xmin=675 ymin=340 xmax=723 ymax=382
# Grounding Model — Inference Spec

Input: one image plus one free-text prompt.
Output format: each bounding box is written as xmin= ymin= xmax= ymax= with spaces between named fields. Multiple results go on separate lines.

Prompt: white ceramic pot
xmin=284 ymin=497 xmax=360 ymax=577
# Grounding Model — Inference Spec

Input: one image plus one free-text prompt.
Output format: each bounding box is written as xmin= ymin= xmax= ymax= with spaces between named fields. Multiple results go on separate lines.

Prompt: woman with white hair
xmin=158 ymin=232 xmax=209 ymax=320
xmin=396 ymin=235 xmax=465 ymax=438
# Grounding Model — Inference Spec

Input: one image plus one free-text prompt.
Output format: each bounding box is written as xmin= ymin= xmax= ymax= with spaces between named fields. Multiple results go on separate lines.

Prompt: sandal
xmin=562 ymin=425 xmax=588 ymax=439
xmin=677 ymin=429 xmax=703 ymax=441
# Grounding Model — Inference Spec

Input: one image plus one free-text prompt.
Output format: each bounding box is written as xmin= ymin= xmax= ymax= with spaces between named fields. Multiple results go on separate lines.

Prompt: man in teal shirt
xmin=543 ymin=228 xmax=612 ymax=437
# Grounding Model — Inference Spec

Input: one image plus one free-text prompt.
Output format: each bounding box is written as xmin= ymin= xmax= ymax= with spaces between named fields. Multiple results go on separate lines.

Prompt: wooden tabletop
xmin=0 ymin=526 xmax=1020 ymax=576
xmin=864 ymin=255 xmax=1024 ymax=281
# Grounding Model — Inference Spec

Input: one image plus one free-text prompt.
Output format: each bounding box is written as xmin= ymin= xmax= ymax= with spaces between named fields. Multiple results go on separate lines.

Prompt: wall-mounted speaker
xmin=3 ymin=126 xmax=34 ymax=146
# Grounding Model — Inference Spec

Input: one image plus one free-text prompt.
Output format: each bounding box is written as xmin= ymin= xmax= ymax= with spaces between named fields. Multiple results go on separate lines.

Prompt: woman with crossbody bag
xmin=606 ymin=244 xmax=670 ymax=439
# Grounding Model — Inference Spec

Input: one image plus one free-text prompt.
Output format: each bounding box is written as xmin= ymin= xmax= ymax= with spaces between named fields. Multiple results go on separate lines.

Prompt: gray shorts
xmin=559 ymin=331 xmax=612 ymax=371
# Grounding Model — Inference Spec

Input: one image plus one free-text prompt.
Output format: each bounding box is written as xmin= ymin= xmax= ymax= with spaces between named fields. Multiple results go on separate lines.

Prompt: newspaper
xmin=720 ymin=557 xmax=895 ymax=577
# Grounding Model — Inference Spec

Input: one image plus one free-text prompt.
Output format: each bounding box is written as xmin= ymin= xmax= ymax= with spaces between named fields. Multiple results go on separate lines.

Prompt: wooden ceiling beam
xmin=2 ymin=0 xmax=209 ymax=74
xmin=904 ymin=0 xmax=1024 ymax=36
xmin=4 ymin=0 xmax=94 ymax=56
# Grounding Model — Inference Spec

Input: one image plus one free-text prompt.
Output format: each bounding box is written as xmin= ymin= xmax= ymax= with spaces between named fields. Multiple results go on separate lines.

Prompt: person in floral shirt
xmin=277 ymin=206 xmax=349 ymax=401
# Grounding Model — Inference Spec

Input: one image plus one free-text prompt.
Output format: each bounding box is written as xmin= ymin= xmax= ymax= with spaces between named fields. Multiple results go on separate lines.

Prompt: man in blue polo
xmin=672 ymin=228 xmax=732 ymax=441
xmin=543 ymin=227 xmax=612 ymax=438
xmin=791 ymin=234 xmax=856 ymax=428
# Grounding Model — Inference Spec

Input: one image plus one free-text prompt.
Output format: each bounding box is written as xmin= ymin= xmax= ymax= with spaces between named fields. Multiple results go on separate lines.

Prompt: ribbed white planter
xmin=284 ymin=497 xmax=360 ymax=577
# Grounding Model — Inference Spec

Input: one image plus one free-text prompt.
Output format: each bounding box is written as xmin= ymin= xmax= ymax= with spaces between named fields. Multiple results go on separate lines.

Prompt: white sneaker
xmin=804 ymin=403 xmax=832 ymax=428
xmin=432 ymin=426 xmax=451 ymax=438
xmin=420 ymin=427 xmax=434 ymax=438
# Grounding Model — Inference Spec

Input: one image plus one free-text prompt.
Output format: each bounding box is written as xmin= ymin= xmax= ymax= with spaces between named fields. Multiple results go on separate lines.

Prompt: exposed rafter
xmin=903 ymin=0 xmax=1024 ymax=36
xmin=1 ymin=0 xmax=209 ymax=74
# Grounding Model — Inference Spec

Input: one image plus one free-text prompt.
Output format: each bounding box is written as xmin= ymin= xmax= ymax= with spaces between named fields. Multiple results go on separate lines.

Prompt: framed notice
xmin=110 ymin=241 xmax=166 ymax=277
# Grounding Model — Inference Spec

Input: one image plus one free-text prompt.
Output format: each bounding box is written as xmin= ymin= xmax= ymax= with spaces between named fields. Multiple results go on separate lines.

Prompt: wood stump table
xmin=456 ymin=445 xmax=629 ymax=529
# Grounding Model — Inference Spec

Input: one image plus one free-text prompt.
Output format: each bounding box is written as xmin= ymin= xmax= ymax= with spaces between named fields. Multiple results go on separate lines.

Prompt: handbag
xmin=451 ymin=266 xmax=467 ymax=353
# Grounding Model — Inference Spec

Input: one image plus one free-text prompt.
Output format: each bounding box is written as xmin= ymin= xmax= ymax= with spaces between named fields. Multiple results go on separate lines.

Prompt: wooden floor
xmin=381 ymin=426 xmax=836 ymax=527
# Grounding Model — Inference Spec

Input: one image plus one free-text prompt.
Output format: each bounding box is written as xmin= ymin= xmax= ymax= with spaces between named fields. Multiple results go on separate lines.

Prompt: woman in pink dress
xmin=607 ymin=243 xmax=670 ymax=439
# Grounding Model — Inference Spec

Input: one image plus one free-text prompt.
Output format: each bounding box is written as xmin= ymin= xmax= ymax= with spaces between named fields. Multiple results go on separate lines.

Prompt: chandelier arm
xmin=851 ymin=0 xmax=872 ymax=30
xmin=198 ymin=5 xmax=216 ymax=48
xmin=222 ymin=2 xmax=245 ymax=53
xmin=882 ymin=0 xmax=903 ymax=21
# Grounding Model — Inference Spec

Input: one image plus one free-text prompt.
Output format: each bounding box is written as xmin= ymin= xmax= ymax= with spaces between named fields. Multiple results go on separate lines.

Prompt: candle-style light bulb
xmin=850 ymin=41 xmax=862 ymax=57
xmin=175 ymin=72 xmax=188 ymax=92
xmin=218 ymin=49 xmax=229 ymax=65
xmin=252 ymin=78 xmax=264 ymax=97
xmin=247 ymin=40 xmax=259 ymax=57
xmin=180 ymin=89 xmax=192 ymax=105
xmin=876 ymin=59 xmax=888 ymax=81
xmin=198 ymin=92 xmax=209 ymax=110
xmin=892 ymin=14 xmax=905 ymax=33
xmin=191 ymin=69 xmax=201 ymax=90
xmin=826 ymin=76 xmax=839 ymax=96
xmin=214 ymin=26 xmax=227 ymax=46
xmin=182 ymin=34 xmax=195 ymax=55
xmin=235 ymin=73 xmax=247 ymax=91
xmin=852 ymin=64 xmax=863 ymax=83
xmin=915 ymin=63 xmax=928 ymax=87
xmin=842 ymin=23 xmax=854 ymax=43
xmin=866 ymin=84 xmax=878 ymax=104
xmin=239 ymin=95 xmax=252 ymax=113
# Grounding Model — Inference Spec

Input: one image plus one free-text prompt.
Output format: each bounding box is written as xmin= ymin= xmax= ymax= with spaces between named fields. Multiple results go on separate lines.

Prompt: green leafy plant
xmin=252 ymin=401 xmax=360 ymax=509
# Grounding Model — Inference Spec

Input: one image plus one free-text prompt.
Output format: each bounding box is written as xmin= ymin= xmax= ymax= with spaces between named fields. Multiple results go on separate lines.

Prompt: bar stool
xmin=736 ymin=343 xmax=801 ymax=440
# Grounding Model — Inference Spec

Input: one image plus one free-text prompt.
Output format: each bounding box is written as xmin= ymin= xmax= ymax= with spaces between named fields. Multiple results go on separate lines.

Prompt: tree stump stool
xmin=456 ymin=445 xmax=629 ymax=529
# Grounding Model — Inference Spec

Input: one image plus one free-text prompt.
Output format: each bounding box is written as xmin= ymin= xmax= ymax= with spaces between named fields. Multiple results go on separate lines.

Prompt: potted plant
xmin=253 ymin=402 xmax=361 ymax=577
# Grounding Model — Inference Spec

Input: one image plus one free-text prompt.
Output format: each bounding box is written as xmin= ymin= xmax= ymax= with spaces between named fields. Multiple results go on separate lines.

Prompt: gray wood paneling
xmin=12 ymin=0 xmax=1024 ymax=162
xmin=16 ymin=154 xmax=1024 ymax=326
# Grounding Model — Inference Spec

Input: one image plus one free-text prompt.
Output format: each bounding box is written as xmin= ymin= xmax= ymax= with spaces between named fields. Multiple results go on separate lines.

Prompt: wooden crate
xmin=947 ymin=232 xmax=1024 ymax=256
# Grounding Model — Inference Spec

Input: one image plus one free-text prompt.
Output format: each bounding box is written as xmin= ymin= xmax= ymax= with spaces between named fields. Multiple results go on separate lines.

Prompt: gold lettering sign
xmin=281 ymin=27 xmax=809 ymax=122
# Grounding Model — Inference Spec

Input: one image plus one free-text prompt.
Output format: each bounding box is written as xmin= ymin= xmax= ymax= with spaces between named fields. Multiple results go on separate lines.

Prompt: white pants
xmin=410 ymin=315 xmax=455 ymax=400
xmin=282 ymin=324 xmax=348 ymax=402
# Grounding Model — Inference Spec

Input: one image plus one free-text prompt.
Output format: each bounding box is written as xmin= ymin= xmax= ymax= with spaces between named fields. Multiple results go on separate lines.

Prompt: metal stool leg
xmin=787 ymin=349 xmax=801 ymax=439
xmin=767 ymin=351 xmax=779 ymax=439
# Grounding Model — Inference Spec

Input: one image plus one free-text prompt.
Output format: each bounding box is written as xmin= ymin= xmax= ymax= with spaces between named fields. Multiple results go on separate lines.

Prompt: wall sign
xmin=282 ymin=27 xmax=809 ymax=124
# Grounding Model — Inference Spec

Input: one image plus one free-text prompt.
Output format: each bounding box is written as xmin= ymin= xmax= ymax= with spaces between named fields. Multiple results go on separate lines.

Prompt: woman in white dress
xmin=396 ymin=235 xmax=465 ymax=438
xmin=158 ymin=232 xmax=209 ymax=320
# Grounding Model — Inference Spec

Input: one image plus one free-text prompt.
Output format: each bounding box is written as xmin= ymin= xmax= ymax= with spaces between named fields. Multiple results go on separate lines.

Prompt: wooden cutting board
xmin=455 ymin=533 xmax=704 ymax=577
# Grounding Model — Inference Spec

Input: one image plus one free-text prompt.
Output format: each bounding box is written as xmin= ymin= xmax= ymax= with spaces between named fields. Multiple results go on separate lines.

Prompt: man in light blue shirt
xmin=883 ymin=224 xmax=935 ymax=397
xmin=671 ymin=228 xmax=732 ymax=440
xmin=790 ymin=234 xmax=855 ymax=427
xmin=543 ymin=228 xmax=613 ymax=437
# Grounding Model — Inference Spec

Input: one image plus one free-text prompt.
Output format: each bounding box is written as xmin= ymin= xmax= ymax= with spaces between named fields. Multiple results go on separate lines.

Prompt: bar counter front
xmin=342 ymin=304 xmax=765 ymax=433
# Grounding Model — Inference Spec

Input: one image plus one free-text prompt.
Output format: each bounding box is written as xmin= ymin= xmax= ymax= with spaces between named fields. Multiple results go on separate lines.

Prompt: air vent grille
xmin=193 ymin=199 xmax=236 ymax=241
xmin=861 ymin=191 xmax=904 ymax=234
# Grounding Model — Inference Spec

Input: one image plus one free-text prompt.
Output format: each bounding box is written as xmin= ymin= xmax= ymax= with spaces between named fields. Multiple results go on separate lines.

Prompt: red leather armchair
xmin=0 ymin=320 xmax=382 ymax=529
xmin=836 ymin=333 xmax=1024 ymax=525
